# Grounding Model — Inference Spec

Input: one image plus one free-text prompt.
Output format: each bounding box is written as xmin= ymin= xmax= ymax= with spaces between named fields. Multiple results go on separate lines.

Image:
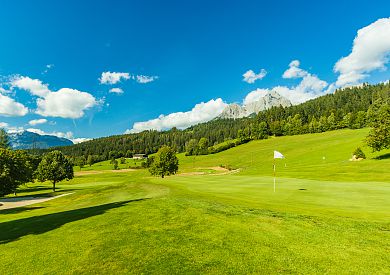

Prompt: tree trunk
xmin=161 ymin=174 xmax=164 ymax=178
xmin=53 ymin=181 xmax=56 ymax=192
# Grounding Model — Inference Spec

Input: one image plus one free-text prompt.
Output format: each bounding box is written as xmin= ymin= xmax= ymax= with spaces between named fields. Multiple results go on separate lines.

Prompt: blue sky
xmin=0 ymin=0 xmax=390 ymax=142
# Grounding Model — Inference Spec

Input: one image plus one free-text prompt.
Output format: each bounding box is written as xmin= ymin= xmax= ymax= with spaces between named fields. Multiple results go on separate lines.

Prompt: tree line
xmin=44 ymin=82 xmax=388 ymax=161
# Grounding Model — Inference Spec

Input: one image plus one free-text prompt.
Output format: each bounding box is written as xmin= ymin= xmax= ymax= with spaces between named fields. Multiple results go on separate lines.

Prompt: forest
xmin=38 ymin=82 xmax=389 ymax=163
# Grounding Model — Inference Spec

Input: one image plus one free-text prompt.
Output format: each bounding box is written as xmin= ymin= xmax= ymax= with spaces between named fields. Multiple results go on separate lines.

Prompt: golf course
xmin=1 ymin=128 xmax=389 ymax=274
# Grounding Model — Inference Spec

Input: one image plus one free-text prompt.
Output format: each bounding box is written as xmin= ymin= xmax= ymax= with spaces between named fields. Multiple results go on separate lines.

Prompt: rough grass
xmin=0 ymin=128 xmax=389 ymax=274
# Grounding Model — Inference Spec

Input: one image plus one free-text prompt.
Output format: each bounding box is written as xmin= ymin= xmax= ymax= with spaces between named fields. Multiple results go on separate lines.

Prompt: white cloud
xmin=11 ymin=76 xmax=98 ymax=119
xmin=243 ymin=69 xmax=267 ymax=83
xmin=109 ymin=87 xmax=124 ymax=94
xmin=126 ymin=98 xmax=227 ymax=133
xmin=244 ymin=61 xmax=328 ymax=105
xmin=136 ymin=75 xmax=159 ymax=84
xmin=0 ymin=87 xmax=10 ymax=94
xmin=334 ymin=17 xmax=390 ymax=87
xmin=11 ymin=76 xmax=51 ymax=97
xmin=295 ymin=74 xmax=328 ymax=95
xmin=71 ymin=138 xmax=92 ymax=144
xmin=99 ymin=72 xmax=130 ymax=84
xmin=36 ymin=88 xmax=97 ymax=119
xmin=282 ymin=60 xmax=308 ymax=79
xmin=28 ymin=118 xmax=48 ymax=126
xmin=0 ymin=122 xmax=9 ymax=128
xmin=42 ymin=64 xmax=54 ymax=74
xmin=0 ymin=94 xmax=29 ymax=117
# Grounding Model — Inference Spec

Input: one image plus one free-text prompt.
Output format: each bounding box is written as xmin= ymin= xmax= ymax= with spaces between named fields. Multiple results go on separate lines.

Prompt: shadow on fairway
xmin=12 ymin=187 xmax=79 ymax=198
xmin=374 ymin=153 xmax=390 ymax=160
xmin=0 ymin=198 xmax=148 ymax=244
xmin=0 ymin=206 xmax=45 ymax=215
xmin=6 ymin=189 xmax=80 ymax=200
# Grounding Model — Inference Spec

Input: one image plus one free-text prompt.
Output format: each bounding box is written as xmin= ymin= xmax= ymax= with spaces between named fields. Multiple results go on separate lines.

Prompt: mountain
xmin=218 ymin=90 xmax=292 ymax=119
xmin=9 ymin=131 xmax=73 ymax=149
xmin=218 ymin=103 xmax=247 ymax=119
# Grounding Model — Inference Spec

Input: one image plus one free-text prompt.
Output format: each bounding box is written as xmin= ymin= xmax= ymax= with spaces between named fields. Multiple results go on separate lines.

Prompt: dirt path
xmin=178 ymin=166 xmax=240 ymax=176
xmin=0 ymin=193 xmax=73 ymax=211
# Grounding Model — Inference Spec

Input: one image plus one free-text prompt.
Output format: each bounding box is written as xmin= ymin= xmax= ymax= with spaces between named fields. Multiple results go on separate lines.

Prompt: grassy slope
xmin=178 ymin=128 xmax=390 ymax=182
xmin=0 ymin=129 xmax=389 ymax=274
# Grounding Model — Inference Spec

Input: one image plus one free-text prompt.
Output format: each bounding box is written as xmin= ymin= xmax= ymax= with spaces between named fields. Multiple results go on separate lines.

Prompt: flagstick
xmin=273 ymin=159 xmax=276 ymax=192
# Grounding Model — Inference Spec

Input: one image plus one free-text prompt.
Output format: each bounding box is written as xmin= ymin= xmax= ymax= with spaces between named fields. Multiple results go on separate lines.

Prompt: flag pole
xmin=273 ymin=158 xmax=276 ymax=192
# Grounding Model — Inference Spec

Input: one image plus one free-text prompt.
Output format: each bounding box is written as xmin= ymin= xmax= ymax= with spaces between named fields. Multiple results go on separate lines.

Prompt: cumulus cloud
xmin=99 ymin=72 xmax=130 ymax=84
xmin=136 ymin=75 xmax=159 ymax=84
xmin=282 ymin=60 xmax=309 ymax=79
xmin=11 ymin=76 xmax=98 ymax=119
xmin=11 ymin=76 xmax=51 ymax=97
xmin=36 ymin=88 xmax=97 ymax=119
xmin=0 ymin=94 xmax=29 ymax=117
xmin=0 ymin=87 xmax=10 ymax=94
xmin=244 ymin=60 xmax=328 ymax=105
xmin=28 ymin=118 xmax=48 ymax=126
xmin=126 ymin=98 xmax=227 ymax=133
xmin=334 ymin=17 xmax=390 ymax=87
xmin=109 ymin=87 xmax=124 ymax=94
xmin=243 ymin=69 xmax=267 ymax=83
xmin=71 ymin=137 xmax=92 ymax=144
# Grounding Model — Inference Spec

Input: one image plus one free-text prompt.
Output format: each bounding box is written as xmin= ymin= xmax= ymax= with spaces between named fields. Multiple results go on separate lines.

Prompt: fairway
xmin=1 ymin=129 xmax=390 ymax=274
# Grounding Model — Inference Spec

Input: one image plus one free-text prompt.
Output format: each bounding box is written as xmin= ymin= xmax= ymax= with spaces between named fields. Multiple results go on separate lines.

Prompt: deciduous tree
xmin=36 ymin=150 xmax=74 ymax=191
xmin=149 ymin=146 xmax=178 ymax=178
xmin=0 ymin=149 xmax=33 ymax=196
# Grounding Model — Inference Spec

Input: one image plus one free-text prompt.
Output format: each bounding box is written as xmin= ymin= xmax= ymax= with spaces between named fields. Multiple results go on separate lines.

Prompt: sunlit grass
xmin=0 ymin=128 xmax=389 ymax=273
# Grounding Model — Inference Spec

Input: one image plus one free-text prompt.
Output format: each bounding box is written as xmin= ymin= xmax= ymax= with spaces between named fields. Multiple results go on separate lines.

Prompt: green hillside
xmin=178 ymin=128 xmax=390 ymax=182
xmin=1 ymin=129 xmax=389 ymax=274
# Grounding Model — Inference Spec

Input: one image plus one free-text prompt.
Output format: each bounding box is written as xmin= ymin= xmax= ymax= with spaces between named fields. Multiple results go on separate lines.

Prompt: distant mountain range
xmin=9 ymin=131 xmax=73 ymax=150
xmin=218 ymin=90 xmax=292 ymax=119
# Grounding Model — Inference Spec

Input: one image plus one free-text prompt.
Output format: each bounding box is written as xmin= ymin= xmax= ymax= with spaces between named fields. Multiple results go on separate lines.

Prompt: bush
xmin=353 ymin=147 xmax=366 ymax=159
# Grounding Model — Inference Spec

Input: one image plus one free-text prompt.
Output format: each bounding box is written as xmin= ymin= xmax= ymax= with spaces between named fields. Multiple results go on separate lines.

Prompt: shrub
xmin=353 ymin=147 xmax=366 ymax=159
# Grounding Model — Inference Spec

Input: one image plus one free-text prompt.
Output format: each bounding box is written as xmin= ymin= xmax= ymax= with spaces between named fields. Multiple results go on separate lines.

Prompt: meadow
xmin=0 ymin=128 xmax=389 ymax=274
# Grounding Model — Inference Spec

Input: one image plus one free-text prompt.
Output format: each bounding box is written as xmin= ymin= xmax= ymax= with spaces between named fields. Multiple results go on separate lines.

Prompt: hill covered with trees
xmin=46 ymin=82 xmax=389 ymax=162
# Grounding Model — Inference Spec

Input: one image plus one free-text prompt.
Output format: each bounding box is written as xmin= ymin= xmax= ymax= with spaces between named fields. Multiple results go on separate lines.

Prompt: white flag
xmin=274 ymin=150 xmax=285 ymax=159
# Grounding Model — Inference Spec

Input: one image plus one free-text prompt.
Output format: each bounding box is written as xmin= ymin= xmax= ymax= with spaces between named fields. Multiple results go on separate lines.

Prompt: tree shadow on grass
xmin=0 ymin=198 xmax=148 ymax=244
xmin=16 ymin=185 xmax=54 ymax=194
xmin=4 ymin=189 xmax=80 ymax=200
xmin=0 ymin=206 xmax=45 ymax=215
xmin=374 ymin=153 xmax=390 ymax=160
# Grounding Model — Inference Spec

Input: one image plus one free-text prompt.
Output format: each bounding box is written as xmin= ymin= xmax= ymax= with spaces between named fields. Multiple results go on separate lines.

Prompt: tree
xmin=353 ymin=147 xmax=366 ymax=159
xmin=120 ymin=157 xmax=126 ymax=164
xmin=198 ymin=137 xmax=208 ymax=154
xmin=185 ymin=139 xmax=198 ymax=156
xmin=112 ymin=159 xmax=119 ymax=170
xmin=0 ymin=129 xmax=10 ymax=149
xmin=0 ymin=149 xmax=33 ymax=197
xmin=366 ymin=103 xmax=390 ymax=152
xmin=149 ymin=146 xmax=178 ymax=178
xmin=36 ymin=150 xmax=74 ymax=192
xmin=87 ymin=155 xmax=93 ymax=166
xmin=75 ymin=156 xmax=86 ymax=169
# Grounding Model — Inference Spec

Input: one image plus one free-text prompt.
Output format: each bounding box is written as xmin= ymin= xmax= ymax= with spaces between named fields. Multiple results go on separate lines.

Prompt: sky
xmin=0 ymin=0 xmax=390 ymax=142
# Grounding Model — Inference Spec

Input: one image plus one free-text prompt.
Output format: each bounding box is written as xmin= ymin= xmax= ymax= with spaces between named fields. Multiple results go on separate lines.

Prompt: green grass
xmin=74 ymin=158 xmax=145 ymax=171
xmin=1 ymin=129 xmax=389 ymax=274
